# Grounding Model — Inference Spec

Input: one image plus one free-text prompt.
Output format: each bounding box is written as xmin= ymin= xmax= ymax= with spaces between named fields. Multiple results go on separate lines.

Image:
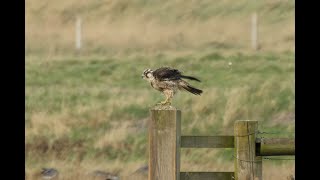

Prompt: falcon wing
xmin=152 ymin=67 xmax=182 ymax=81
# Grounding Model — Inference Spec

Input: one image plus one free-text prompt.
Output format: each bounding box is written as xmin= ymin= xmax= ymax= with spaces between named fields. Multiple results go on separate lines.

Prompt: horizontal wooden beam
xmin=181 ymin=136 xmax=294 ymax=156
xmin=256 ymin=138 xmax=295 ymax=156
xmin=180 ymin=172 xmax=234 ymax=180
xmin=181 ymin=136 xmax=234 ymax=148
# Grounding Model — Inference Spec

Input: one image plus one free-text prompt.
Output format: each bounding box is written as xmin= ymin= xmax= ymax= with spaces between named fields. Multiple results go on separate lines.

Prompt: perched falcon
xmin=142 ymin=67 xmax=203 ymax=105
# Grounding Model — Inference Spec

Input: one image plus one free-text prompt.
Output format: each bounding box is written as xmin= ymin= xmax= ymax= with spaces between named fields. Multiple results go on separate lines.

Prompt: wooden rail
xmin=148 ymin=108 xmax=295 ymax=180
xmin=180 ymin=172 xmax=234 ymax=180
xmin=181 ymin=136 xmax=234 ymax=148
xmin=256 ymin=138 xmax=295 ymax=156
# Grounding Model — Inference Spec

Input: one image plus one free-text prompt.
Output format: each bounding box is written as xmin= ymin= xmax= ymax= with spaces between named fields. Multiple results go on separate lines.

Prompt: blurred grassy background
xmin=25 ymin=0 xmax=295 ymax=179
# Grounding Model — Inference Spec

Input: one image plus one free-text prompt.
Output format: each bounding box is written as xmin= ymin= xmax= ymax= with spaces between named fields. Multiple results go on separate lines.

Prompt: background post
xmin=75 ymin=16 xmax=82 ymax=51
xmin=251 ymin=12 xmax=258 ymax=50
xmin=148 ymin=107 xmax=181 ymax=180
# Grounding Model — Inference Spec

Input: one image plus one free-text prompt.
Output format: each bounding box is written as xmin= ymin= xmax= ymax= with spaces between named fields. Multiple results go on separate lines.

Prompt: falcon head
xmin=142 ymin=68 xmax=154 ymax=81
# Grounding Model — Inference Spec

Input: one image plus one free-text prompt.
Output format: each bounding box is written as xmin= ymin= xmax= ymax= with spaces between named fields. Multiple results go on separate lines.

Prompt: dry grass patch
xmin=223 ymin=86 xmax=250 ymax=127
xmin=26 ymin=111 xmax=71 ymax=138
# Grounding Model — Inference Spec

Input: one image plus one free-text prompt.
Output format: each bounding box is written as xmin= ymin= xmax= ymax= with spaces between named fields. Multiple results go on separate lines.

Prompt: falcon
xmin=142 ymin=67 xmax=203 ymax=105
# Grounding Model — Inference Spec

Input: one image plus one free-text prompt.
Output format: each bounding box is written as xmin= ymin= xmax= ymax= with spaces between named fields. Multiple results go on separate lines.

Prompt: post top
xmin=150 ymin=105 xmax=180 ymax=111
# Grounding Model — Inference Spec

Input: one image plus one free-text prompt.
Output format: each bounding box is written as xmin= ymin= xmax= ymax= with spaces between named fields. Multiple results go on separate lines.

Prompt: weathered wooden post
xmin=234 ymin=120 xmax=262 ymax=180
xmin=149 ymin=106 xmax=181 ymax=180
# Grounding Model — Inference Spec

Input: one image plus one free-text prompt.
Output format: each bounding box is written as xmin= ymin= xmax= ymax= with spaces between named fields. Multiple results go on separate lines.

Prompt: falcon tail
xmin=182 ymin=85 xmax=203 ymax=95
xmin=180 ymin=75 xmax=201 ymax=82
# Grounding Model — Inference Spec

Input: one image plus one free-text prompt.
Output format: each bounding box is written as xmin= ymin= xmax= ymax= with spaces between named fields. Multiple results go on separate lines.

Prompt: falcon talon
xmin=142 ymin=67 xmax=203 ymax=106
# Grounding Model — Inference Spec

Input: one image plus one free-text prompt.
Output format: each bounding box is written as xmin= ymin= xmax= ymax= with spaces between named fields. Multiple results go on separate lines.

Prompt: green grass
xmin=26 ymin=52 xmax=294 ymax=172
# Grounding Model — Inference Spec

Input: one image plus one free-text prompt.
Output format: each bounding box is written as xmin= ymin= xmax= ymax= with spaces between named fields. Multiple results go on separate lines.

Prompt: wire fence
xmin=234 ymin=129 xmax=295 ymax=162
xmin=25 ymin=0 xmax=295 ymax=56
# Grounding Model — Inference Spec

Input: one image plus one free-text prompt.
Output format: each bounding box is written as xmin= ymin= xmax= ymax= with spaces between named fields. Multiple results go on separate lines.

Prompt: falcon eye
xmin=146 ymin=72 xmax=152 ymax=78
xmin=143 ymin=69 xmax=153 ymax=77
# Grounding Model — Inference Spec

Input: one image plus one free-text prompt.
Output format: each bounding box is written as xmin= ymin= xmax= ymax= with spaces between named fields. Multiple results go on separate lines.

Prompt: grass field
xmin=26 ymin=0 xmax=294 ymax=179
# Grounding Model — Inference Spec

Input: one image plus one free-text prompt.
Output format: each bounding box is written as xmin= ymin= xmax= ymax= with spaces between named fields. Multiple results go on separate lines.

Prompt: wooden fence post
xmin=234 ymin=120 xmax=262 ymax=180
xmin=149 ymin=107 xmax=181 ymax=180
